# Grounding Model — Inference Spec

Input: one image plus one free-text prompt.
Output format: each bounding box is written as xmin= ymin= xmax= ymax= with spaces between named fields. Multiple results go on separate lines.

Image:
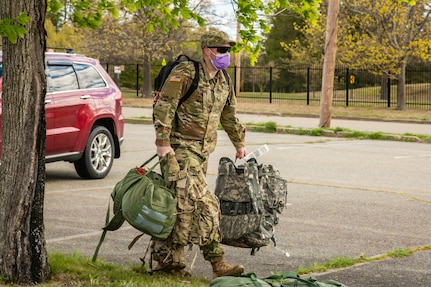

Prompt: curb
xmin=125 ymin=118 xmax=428 ymax=144
xmin=246 ymin=125 xmax=425 ymax=143
xmin=238 ymin=111 xmax=431 ymax=125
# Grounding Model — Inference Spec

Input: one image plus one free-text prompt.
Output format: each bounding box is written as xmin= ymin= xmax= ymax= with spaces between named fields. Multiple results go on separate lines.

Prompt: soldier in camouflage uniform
xmin=152 ymin=28 xmax=247 ymax=278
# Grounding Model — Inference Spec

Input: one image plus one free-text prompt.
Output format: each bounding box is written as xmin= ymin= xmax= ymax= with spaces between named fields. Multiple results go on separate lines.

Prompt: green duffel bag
xmin=211 ymin=272 xmax=272 ymax=287
xmin=210 ymin=272 xmax=348 ymax=287
xmin=120 ymin=156 xmax=176 ymax=238
xmin=92 ymin=154 xmax=177 ymax=262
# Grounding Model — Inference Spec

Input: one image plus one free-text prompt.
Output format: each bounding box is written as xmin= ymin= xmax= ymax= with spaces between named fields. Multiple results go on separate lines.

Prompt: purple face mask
xmin=210 ymin=50 xmax=231 ymax=70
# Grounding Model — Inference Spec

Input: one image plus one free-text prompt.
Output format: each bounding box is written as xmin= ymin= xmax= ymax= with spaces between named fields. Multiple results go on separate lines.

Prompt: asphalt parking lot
xmin=44 ymin=112 xmax=431 ymax=286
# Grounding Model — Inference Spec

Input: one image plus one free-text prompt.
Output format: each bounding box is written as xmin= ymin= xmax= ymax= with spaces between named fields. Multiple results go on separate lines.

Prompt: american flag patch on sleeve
xmin=169 ymin=75 xmax=182 ymax=82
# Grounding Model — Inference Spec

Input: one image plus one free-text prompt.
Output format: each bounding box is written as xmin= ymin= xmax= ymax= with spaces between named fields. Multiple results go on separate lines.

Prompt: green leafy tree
xmin=45 ymin=19 xmax=84 ymax=51
xmin=278 ymin=3 xmax=327 ymax=66
xmin=279 ymin=0 xmax=420 ymax=123
xmin=263 ymin=8 xmax=321 ymax=95
xmin=121 ymin=9 xmax=199 ymax=97
xmin=339 ymin=0 xmax=430 ymax=110
xmin=264 ymin=9 xmax=307 ymax=64
xmin=79 ymin=15 xmax=140 ymax=63
xmin=235 ymin=0 xmax=321 ymax=65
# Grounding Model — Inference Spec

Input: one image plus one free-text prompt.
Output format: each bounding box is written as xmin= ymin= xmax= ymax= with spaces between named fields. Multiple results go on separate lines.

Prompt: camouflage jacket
xmin=153 ymin=59 xmax=246 ymax=157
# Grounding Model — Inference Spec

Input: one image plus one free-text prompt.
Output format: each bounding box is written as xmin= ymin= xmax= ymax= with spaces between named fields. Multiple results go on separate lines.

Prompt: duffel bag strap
xmin=139 ymin=153 xmax=158 ymax=168
xmin=141 ymin=154 xmax=170 ymax=187
xmin=263 ymin=272 xmax=319 ymax=287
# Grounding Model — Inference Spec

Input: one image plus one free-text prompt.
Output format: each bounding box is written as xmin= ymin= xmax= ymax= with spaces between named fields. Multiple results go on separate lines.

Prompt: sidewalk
xmin=123 ymin=106 xmax=431 ymax=135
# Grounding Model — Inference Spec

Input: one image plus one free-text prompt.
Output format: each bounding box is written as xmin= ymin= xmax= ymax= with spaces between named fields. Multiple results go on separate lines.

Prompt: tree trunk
xmin=0 ymin=0 xmax=51 ymax=284
xmin=235 ymin=21 xmax=241 ymax=97
xmin=396 ymin=61 xmax=406 ymax=110
xmin=319 ymin=0 xmax=340 ymax=128
xmin=142 ymin=54 xmax=152 ymax=98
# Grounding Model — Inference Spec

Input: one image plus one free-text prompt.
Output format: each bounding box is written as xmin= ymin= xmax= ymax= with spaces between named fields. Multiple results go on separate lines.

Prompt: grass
xmin=246 ymin=121 xmax=278 ymax=133
xmin=2 ymin=245 xmax=429 ymax=286
xmin=0 ymin=253 xmax=209 ymax=287
xmin=295 ymin=245 xmax=431 ymax=275
xmin=243 ymin=121 xmax=431 ymax=143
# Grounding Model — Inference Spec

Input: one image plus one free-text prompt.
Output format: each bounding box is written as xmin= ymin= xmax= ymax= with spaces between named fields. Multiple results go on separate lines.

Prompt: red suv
xmin=0 ymin=51 xmax=124 ymax=179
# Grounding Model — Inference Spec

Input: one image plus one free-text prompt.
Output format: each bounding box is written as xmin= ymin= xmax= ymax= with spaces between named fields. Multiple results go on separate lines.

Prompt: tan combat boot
xmin=153 ymin=248 xmax=191 ymax=277
xmin=212 ymin=258 xmax=245 ymax=278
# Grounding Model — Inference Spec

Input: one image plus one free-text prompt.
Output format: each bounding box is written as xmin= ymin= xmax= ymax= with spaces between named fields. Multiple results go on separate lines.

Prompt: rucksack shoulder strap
xmin=214 ymin=157 xmax=235 ymax=198
xmin=174 ymin=60 xmax=200 ymax=131
xmin=222 ymin=69 xmax=233 ymax=106
xmin=178 ymin=60 xmax=200 ymax=106
xmin=222 ymin=69 xmax=230 ymax=86
xmin=244 ymin=159 xmax=265 ymax=214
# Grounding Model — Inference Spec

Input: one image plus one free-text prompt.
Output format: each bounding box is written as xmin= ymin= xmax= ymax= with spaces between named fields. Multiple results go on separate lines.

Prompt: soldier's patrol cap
xmin=201 ymin=29 xmax=236 ymax=48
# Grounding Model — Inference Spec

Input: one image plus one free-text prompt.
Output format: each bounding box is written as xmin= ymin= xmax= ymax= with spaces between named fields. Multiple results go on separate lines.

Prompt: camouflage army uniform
xmin=152 ymin=58 xmax=246 ymax=267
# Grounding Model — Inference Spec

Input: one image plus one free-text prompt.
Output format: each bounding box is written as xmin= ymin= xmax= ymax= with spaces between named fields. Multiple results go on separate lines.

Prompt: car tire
xmin=74 ymin=126 xmax=114 ymax=179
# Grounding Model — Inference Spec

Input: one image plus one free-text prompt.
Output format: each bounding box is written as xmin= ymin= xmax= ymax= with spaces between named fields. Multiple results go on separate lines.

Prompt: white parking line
xmin=394 ymin=154 xmax=431 ymax=159
xmin=394 ymin=155 xmax=413 ymax=159
xmin=46 ymin=226 xmax=134 ymax=243
xmin=46 ymin=185 xmax=114 ymax=194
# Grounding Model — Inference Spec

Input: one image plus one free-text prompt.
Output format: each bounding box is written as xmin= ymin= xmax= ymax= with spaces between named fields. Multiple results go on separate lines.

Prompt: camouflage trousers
xmin=152 ymin=148 xmax=224 ymax=264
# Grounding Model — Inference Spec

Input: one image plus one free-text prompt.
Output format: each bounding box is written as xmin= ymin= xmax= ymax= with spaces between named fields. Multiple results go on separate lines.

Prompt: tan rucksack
xmin=214 ymin=157 xmax=288 ymax=255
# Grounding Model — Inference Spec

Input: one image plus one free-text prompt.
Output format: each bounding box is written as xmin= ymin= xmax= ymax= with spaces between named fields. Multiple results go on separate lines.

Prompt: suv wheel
xmin=74 ymin=126 xmax=114 ymax=179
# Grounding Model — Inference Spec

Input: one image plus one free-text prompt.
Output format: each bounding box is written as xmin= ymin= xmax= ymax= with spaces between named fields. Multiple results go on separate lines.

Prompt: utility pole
xmin=319 ymin=0 xmax=340 ymax=128
xmin=235 ymin=21 xmax=241 ymax=97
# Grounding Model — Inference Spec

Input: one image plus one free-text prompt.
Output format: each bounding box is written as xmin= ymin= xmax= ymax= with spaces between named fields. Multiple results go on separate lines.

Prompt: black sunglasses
xmin=208 ymin=46 xmax=231 ymax=54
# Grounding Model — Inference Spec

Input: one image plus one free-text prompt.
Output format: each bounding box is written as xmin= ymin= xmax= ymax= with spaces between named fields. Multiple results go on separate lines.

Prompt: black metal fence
xmin=104 ymin=63 xmax=431 ymax=110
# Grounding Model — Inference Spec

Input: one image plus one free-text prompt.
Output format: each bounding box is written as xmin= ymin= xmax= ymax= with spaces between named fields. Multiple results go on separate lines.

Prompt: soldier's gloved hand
xmin=157 ymin=146 xmax=175 ymax=158
xmin=235 ymin=147 xmax=247 ymax=159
